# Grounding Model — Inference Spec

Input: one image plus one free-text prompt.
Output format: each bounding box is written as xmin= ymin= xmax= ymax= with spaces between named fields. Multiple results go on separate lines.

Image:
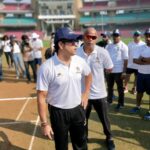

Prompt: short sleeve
xmin=82 ymin=59 xmax=91 ymax=76
xmin=102 ymin=50 xmax=114 ymax=69
xmin=36 ymin=63 xmax=51 ymax=91
xmin=122 ymin=43 xmax=128 ymax=59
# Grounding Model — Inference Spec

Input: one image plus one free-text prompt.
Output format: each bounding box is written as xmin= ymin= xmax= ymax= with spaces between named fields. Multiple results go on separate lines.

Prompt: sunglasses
xmin=61 ymin=39 xmax=78 ymax=46
xmin=86 ymin=35 xmax=97 ymax=40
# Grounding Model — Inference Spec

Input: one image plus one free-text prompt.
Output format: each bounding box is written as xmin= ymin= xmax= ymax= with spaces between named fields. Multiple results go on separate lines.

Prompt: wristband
xmin=41 ymin=121 xmax=48 ymax=127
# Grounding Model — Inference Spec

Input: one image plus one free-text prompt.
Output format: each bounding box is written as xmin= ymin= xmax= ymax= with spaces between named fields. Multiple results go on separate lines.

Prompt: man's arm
xmin=133 ymin=57 xmax=148 ymax=65
xmin=81 ymin=73 xmax=92 ymax=109
xmin=37 ymin=90 xmax=54 ymax=140
xmin=141 ymin=57 xmax=150 ymax=64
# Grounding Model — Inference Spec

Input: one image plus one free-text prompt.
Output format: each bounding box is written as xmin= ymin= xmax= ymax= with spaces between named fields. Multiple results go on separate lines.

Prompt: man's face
xmin=60 ymin=39 xmax=78 ymax=56
xmin=83 ymin=29 xmax=97 ymax=48
xmin=113 ymin=34 xmax=120 ymax=44
xmin=133 ymin=35 xmax=141 ymax=42
xmin=145 ymin=34 xmax=150 ymax=46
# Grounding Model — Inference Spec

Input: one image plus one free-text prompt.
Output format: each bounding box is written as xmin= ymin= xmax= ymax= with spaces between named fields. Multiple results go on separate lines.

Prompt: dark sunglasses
xmin=61 ymin=39 xmax=78 ymax=46
xmin=86 ymin=35 xmax=97 ymax=40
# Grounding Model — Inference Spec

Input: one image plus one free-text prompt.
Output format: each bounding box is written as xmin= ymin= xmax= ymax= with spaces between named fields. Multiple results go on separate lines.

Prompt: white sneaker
xmin=16 ymin=76 xmax=19 ymax=80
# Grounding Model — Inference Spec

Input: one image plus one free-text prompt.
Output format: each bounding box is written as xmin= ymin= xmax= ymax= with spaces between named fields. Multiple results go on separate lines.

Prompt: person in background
xmin=0 ymin=34 xmax=3 ymax=81
xmin=10 ymin=35 xmax=26 ymax=79
xmin=37 ymin=27 xmax=92 ymax=150
xmin=44 ymin=32 xmax=55 ymax=60
xmin=130 ymin=28 xmax=150 ymax=114
xmin=2 ymin=35 xmax=13 ymax=69
xmin=97 ymin=31 xmax=112 ymax=48
xmin=106 ymin=29 xmax=128 ymax=111
xmin=21 ymin=35 xmax=36 ymax=83
xmin=77 ymin=27 xmax=115 ymax=150
xmin=124 ymin=30 xmax=145 ymax=94
xmin=30 ymin=32 xmax=43 ymax=71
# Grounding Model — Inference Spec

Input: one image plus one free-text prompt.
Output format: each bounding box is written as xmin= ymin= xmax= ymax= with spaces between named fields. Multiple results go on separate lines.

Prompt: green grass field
xmin=1 ymin=38 xmax=150 ymax=150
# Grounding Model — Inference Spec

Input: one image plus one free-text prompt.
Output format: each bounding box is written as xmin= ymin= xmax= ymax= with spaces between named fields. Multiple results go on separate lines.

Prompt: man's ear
xmin=58 ymin=41 xmax=64 ymax=50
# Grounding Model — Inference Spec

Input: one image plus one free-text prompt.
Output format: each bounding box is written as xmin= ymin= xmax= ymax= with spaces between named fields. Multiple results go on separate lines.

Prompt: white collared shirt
xmin=77 ymin=45 xmax=113 ymax=99
xmin=128 ymin=41 xmax=145 ymax=69
xmin=106 ymin=41 xmax=128 ymax=73
xmin=36 ymin=53 xmax=91 ymax=109
xmin=133 ymin=44 xmax=150 ymax=74
xmin=30 ymin=38 xmax=43 ymax=58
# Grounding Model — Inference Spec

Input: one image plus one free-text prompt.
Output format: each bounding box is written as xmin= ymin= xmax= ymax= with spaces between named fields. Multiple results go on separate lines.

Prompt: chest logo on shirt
xmin=95 ymin=57 xmax=100 ymax=63
xmin=76 ymin=67 xmax=81 ymax=73
xmin=56 ymin=72 xmax=62 ymax=77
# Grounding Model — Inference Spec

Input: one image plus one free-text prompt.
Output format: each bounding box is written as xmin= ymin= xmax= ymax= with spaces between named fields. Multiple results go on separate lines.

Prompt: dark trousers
xmin=107 ymin=73 xmax=124 ymax=105
xmin=86 ymin=98 xmax=112 ymax=140
xmin=4 ymin=52 xmax=13 ymax=67
xmin=48 ymin=105 xmax=87 ymax=150
xmin=24 ymin=61 xmax=36 ymax=82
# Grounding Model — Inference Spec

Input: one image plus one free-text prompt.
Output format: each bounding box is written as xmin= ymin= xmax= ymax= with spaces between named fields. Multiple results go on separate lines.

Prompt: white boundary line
xmin=0 ymin=97 xmax=37 ymax=101
xmin=0 ymin=120 xmax=37 ymax=125
xmin=15 ymin=98 xmax=30 ymax=121
xmin=28 ymin=116 xmax=40 ymax=150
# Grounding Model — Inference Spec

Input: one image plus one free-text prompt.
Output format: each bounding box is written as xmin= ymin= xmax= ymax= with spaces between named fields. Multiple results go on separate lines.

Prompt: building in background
xmin=36 ymin=0 xmax=82 ymax=35
xmin=79 ymin=0 xmax=150 ymax=35
xmin=0 ymin=0 xmax=37 ymax=35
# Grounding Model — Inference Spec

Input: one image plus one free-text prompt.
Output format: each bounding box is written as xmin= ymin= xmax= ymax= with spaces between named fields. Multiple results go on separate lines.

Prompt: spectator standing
xmin=130 ymin=28 xmax=150 ymax=113
xmin=30 ymin=33 xmax=43 ymax=71
xmin=0 ymin=34 xmax=3 ymax=81
xmin=124 ymin=31 xmax=145 ymax=94
xmin=10 ymin=36 xmax=26 ymax=79
xmin=77 ymin=27 xmax=115 ymax=150
xmin=106 ymin=29 xmax=128 ymax=110
xmin=21 ymin=35 xmax=36 ymax=83
xmin=37 ymin=27 xmax=92 ymax=150
xmin=97 ymin=31 xmax=112 ymax=48
xmin=2 ymin=35 xmax=13 ymax=69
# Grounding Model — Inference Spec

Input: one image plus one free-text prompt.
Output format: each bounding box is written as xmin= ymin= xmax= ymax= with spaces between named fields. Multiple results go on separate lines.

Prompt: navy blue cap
xmin=112 ymin=29 xmax=120 ymax=36
xmin=144 ymin=28 xmax=150 ymax=35
xmin=133 ymin=30 xmax=141 ymax=36
xmin=54 ymin=27 xmax=81 ymax=43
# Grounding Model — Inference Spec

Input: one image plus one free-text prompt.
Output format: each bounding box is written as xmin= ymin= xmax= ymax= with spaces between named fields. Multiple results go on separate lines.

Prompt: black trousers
xmin=24 ymin=61 xmax=36 ymax=82
xmin=4 ymin=52 xmax=13 ymax=66
xmin=86 ymin=98 xmax=112 ymax=140
xmin=48 ymin=105 xmax=87 ymax=150
xmin=107 ymin=73 xmax=124 ymax=106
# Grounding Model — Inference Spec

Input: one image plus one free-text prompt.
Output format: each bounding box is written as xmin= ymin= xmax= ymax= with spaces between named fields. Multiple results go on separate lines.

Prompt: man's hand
xmin=121 ymin=73 xmax=126 ymax=80
xmin=81 ymin=93 xmax=89 ymax=109
xmin=41 ymin=124 xmax=54 ymax=140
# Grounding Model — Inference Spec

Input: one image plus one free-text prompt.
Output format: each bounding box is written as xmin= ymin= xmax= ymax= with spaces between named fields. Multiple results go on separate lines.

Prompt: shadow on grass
xmin=0 ymin=131 xmax=26 ymax=150
xmin=88 ymin=97 xmax=150 ymax=150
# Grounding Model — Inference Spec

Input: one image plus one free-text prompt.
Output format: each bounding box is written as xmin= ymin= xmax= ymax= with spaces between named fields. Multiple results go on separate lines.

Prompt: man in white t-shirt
xmin=124 ymin=31 xmax=145 ymax=94
xmin=106 ymin=29 xmax=128 ymax=111
xmin=130 ymin=28 xmax=150 ymax=114
xmin=30 ymin=33 xmax=43 ymax=71
xmin=77 ymin=27 xmax=115 ymax=150
xmin=37 ymin=27 xmax=92 ymax=150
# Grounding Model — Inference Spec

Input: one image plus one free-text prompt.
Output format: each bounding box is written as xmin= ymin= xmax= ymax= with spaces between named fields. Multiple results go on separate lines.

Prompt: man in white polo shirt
xmin=77 ymin=27 xmax=115 ymax=150
xmin=30 ymin=32 xmax=43 ymax=71
xmin=124 ymin=30 xmax=145 ymax=94
xmin=130 ymin=28 xmax=150 ymax=114
xmin=106 ymin=29 xmax=128 ymax=111
xmin=37 ymin=27 xmax=92 ymax=150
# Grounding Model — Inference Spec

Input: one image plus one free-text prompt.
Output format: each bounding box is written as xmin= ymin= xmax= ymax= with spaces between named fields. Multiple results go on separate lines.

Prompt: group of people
xmin=0 ymin=32 xmax=43 ymax=82
xmin=36 ymin=26 xmax=150 ymax=150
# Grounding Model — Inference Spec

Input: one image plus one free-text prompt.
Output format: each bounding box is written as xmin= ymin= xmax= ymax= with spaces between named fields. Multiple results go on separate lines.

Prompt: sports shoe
xmin=144 ymin=112 xmax=150 ymax=120
xmin=115 ymin=104 xmax=124 ymax=111
xmin=131 ymin=88 xmax=137 ymax=95
xmin=130 ymin=107 xmax=140 ymax=114
xmin=106 ymin=139 xmax=115 ymax=150
xmin=124 ymin=88 xmax=128 ymax=93
xmin=16 ymin=76 xmax=19 ymax=80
